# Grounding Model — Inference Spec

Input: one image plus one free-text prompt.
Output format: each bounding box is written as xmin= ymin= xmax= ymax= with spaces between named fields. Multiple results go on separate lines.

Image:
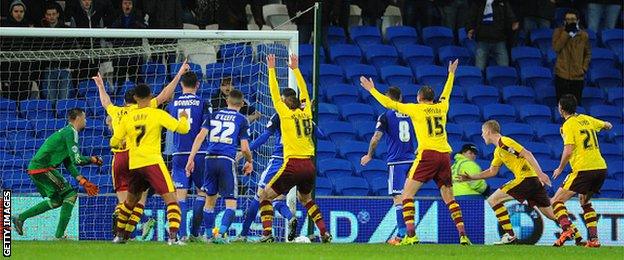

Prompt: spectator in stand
xmin=215 ymin=0 xmax=265 ymax=30
xmin=39 ymin=3 xmax=73 ymax=103
xmin=553 ymin=9 xmax=591 ymax=105
xmin=65 ymin=0 xmax=115 ymax=28
xmin=41 ymin=2 xmax=68 ymax=28
xmin=586 ymin=0 xmax=622 ymax=32
xmin=143 ymin=0 xmax=182 ymax=29
xmin=399 ymin=0 xmax=438 ymax=35
xmin=285 ymin=0 xmax=338 ymax=58
xmin=523 ymin=0 xmax=555 ymax=32
xmin=358 ymin=0 xmax=391 ymax=28
xmin=4 ymin=0 xmax=33 ymax=27
xmin=451 ymin=144 xmax=489 ymax=199
xmin=110 ymin=0 xmax=146 ymax=85
xmin=181 ymin=0 xmax=215 ymax=28
xmin=110 ymin=0 xmax=146 ymax=29
xmin=211 ymin=77 xmax=261 ymax=123
xmin=466 ymin=0 xmax=519 ymax=71
xmin=437 ymin=0 xmax=470 ymax=33
xmin=1 ymin=0 xmax=35 ymax=100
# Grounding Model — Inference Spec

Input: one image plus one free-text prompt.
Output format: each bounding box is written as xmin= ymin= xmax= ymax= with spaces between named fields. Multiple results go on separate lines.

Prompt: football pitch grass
xmin=9 ymin=241 xmax=624 ymax=259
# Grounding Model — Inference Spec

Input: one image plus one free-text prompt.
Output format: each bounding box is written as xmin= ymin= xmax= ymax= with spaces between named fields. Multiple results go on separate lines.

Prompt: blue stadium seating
xmin=601 ymin=29 xmax=624 ymax=56
xmin=590 ymin=48 xmax=616 ymax=70
xmin=141 ymin=62 xmax=167 ymax=81
xmin=220 ymin=43 xmax=253 ymax=65
xmin=502 ymin=85 xmax=536 ymax=106
xmin=56 ymin=99 xmax=89 ymax=118
xmin=169 ymin=62 xmax=203 ymax=79
xmin=546 ymin=49 xmax=557 ymax=69
xmin=365 ymin=44 xmax=399 ymax=69
xmin=590 ymin=68 xmax=622 ymax=88
xmin=482 ymin=104 xmax=516 ymax=123
xmin=534 ymin=85 xmax=557 ymax=107
xmin=590 ymin=105 xmax=623 ymax=123
xmin=520 ymin=66 xmax=552 ymax=87
xmin=608 ymin=160 xmax=624 ymax=180
xmin=399 ymin=44 xmax=435 ymax=71
xmin=466 ymin=85 xmax=499 ymax=106
xmin=522 ymin=142 xmax=553 ymax=161
xmin=582 ymin=87 xmax=606 ymax=108
xmin=318 ymin=158 xmax=353 ymax=178
xmin=350 ymin=26 xmax=382 ymax=48
xmin=601 ymin=181 xmax=623 ymax=198
xmin=332 ymin=176 xmax=370 ymax=196
xmin=319 ymin=64 xmax=345 ymax=87
xmin=601 ymin=144 xmax=623 ymax=162
xmin=327 ymin=26 xmax=347 ymax=45
xmin=463 ymin=122 xmax=484 ymax=143
xmin=344 ymin=64 xmax=379 ymax=84
xmin=317 ymin=140 xmax=337 ymax=160
xmin=608 ymin=124 xmax=624 ymax=146
xmin=415 ymin=65 xmax=447 ymax=85
xmin=454 ymin=66 xmax=483 ymax=87
xmin=338 ymin=141 xmax=370 ymax=164
xmin=369 ymin=176 xmax=389 ymax=196
xmin=19 ymin=100 xmax=54 ymax=119
xmin=380 ymin=65 xmax=413 ymax=85
xmin=511 ymin=47 xmax=543 ymax=67
xmin=396 ymin=84 xmax=419 ymax=102
xmin=486 ymin=66 xmax=518 ymax=88
xmin=325 ymin=84 xmax=359 ymax=104
xmin=353 ymin=121 xmax=376 ymax=141
xmin=316 ymin=177 xmax=333 ymax=196
xmin=449 ymin=103 xmax=481 ymax=123
xmin=534 ymin=123 xmax=563 ymax=147
xmin=519 ymin=104 xmax=552 ymax=124
xmin=607 ymin=88 xmax=624 ymax=107
xmin=457 ymin=28 xmax=477 ymax=54
xmin=438 ymin=46 xmax=473 ymax=66
xmin=502 ymin=123 xmax=534 ymax=143
xmin=33 ymin=119 xmax=66 ymax=138
xmin=321 ymin=121 xmax=357 ymax=143
xmin=530 ymin=28 xmax=554 ymax=55
xmin=340 ymin=103 xmax=375 ymax=122
xmin=446 ymin=123 xmax=463 ymax=143
xmin=385 ymin=26 xmax=418 ymax=49
xmin=299 ymin=44 xmax=326 ymax=65
xmin=0 ymin=120 xmax=33 ymax=141
xmin=330 ymin=44 xmax=362 ymax=67
xmin=0 ymin=98 xmax=17 ymax=119
xmin=421 ymin=26 xmax=454 ymax=51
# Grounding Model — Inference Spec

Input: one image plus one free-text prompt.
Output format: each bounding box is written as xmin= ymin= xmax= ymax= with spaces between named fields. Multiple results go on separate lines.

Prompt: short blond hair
xmin=482 ymin=120 xmax=501 ymax=134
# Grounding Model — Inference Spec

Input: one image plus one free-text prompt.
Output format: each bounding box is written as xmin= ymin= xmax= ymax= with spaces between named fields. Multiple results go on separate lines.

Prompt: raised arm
xmin=439 ymin=59 xmax=458 ymax=103
xmin=267 ymin=54 xmax=288 ymax=113
xmin=155 ymin=59 xmax=190 ymax=105
xmin=289 ymin=54 xmax=310 ymax=103
xmin=359 ymin=76 xmax=417 ymax=116
xmin=92 ymin=73 xmax=112 ymax=108
xmin=161 ymin=109 xmax=190 ymax=134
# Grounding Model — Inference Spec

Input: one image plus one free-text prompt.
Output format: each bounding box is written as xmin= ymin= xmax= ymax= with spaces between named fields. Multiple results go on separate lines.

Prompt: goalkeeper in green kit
xmin=12 ymin=108 xmax=103 ymax=239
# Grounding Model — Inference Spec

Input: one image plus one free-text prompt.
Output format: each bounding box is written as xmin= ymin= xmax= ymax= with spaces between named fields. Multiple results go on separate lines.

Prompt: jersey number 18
xmin=294 ymin=118 xmax=312 ymax=138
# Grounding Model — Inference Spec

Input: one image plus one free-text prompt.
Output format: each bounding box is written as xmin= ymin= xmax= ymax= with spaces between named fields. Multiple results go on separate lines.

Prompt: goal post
xmin=0 ymin=27 xmax=308 ymax=241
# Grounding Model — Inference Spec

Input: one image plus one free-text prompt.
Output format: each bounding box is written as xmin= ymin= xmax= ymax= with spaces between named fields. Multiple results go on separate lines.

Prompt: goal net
xmin=0 ymin=28 xmax=298 ymax=241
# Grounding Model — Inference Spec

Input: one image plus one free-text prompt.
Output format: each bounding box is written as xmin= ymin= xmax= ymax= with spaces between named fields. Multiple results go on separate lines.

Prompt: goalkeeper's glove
xmin=79 ymin=177 xmax=100 ymax=196
xmin=90 ymin=156 xmax=104 ymax=166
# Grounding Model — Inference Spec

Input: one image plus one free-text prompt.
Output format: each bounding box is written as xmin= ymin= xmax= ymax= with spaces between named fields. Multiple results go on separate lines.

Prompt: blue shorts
xmin=388 ymin=163 xmax=411 ymax=195
xmin=172 ymin=154 xmax=205 ymax=189
xmin=258 ymin=157 xmax=284 ymax=190
xmin=202 ymin=156 xmax=238 ymax=199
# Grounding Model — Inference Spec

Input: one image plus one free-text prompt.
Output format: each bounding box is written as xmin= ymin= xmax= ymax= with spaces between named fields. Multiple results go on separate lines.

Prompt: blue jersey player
xmin=186 ymin=89 xmax=253 ymax=244
xmin=168 ymin=71 xmax=211 ymax=242
xmin=360 ymin=86 xmax=416 ymax=245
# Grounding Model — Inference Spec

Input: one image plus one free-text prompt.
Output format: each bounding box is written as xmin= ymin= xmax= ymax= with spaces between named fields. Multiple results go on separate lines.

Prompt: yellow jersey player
xmin=550 ymin=94 xmax=613 ymax=247
xmin=360 ymin=59 xmax=471 ymax=246
xmin=257 ymin=54 xmax=331 ymax=243
xmin=458 ymin=120 xmax=584 ymax=245
xmin=110 ymin=84 xmax=190 ymax=245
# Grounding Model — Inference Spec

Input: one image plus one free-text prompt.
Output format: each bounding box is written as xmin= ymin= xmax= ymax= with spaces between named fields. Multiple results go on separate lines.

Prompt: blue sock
xmin=178 ymin=200 xmax=188 ymax=238
xmin=191 ymin=196 xmax=205 ymax=237
xmin=203 ymin=208 xmax=215 ymax=237
xmin=273 ymin=200 xmax=293 ymax=220
xmin=395 ymin=204 xmax=406 ymax=238
xmin=219 ymin=207 xmax=236 ymax=236
xmin=241 ymin=199 xmax=260 ymax=237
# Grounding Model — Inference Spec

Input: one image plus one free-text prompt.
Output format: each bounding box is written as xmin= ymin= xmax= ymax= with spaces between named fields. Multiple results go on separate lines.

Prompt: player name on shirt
xmin=173 ymin=99 xmax=201 ymax=106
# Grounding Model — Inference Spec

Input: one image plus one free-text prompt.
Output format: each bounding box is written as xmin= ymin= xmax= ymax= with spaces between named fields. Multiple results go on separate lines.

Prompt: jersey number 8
xmin=399 ymin=121 xmax=411 ymax=142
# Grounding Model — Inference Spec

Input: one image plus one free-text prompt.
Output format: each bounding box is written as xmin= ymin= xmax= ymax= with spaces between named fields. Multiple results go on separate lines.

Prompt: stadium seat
xmin=395 ymin=84 xmax=419 ymax=102
xmin=319 ymin=103 xmax=340 ymax=122
xmin=486 ymin=66 xmax=518 ymax=88
xmin=415 ymin=65 xmax=447 ymax=85
xmin=338 ymin=140 xmax=370 ymax=164
xmin=600 ymin=180 xmax=623 ymax=199
xmin=333 ymin=176 xmax=370 ymax=196
xmin=141 ymin=62 xmax=167 ymax=81
xmin=169 ymin=62 xmax=203 ymax=80
xmin=299 ymin=44 xmax=325 ymax=65
xmin=353 ymin=121 xmax=376 ymax=141
xmin=318 ymin=158 xmax=353 ymax=178
xmin=369 ymin=176 xmax=389 ymax=196
xmin=522 ymin=142 xmax=553 ymax=161
xmin=361 ymin=83 xmax=389 ymax=104
xmin=519 ymin=104 xmax=552 ymax=125
xmin=219 ymin=43 xmax=253 ymax=65
xmin=457 ymin=28 xmax=477 ymax=54
xmin=340 ymin=103 xmax=375 ymax=122
xmin=317 ymin=140 xmax=338 ymax=160
xmin=0 ymin=119 xmax=33 ymax=141
xmin=607 ymin=88 xmax=624 ymax=107
xmin=19 ymin=99 xmax=54 ymax=119
xmin=319 ymin=64 xmax=345 ymax=87
xmin=421 ymin=26 xmax=454 ymax=51
xmin=529 ymin=28 xmax=554 ymax=55
xmin=582 ymin=87 xmax=606 ymax=108
xmin=327 ymin=26 xmax=347 ymax=45
xmin=520 ymin=66 xmax=552 ymax=88
xmin=330 ymin=44 xmax=362 ymax=67
xmin=325 ymin=84 xmax=359 ymax=104
xmin=449 ymin=103 xmax=481 ymax=123
xmin=608 ymin=160 xmax=624 ymax=180
xmin=399 ymin=44 xmax=435 ymax=71
xmin=534 ymin=123 xmax=562 ymax=146
xmin=344 ymin=64 xmax=379 ymax=84
xmin=32 ymin=119 xmax=66 ymax=138
xmin=462 ymin=123 xmax=483 ymax=144
xmin=590 ymin=68 xmax=622 ymax=88
xmin=316 ymin=177 xmax=334 ymax=196
xmin=482 ymin=104 xmax=516 ymax=123
xmin=55 ymin=99 xmax=89 ymax=118
xmin=465 ymin=85 xmax=499 ymax=106
xmin=502 ymin=85 xmax=536 ymax=106
xmin=350 ymin=26 xmax=382 ymax=48
xmin=438 ymin=46 xmax=473 ymax=65
xmin=454 ymin=66 xmax=483 ymax=87
xmin=608 ymin=124 xmax=624 ymax=146
xmin=601 ymin=29 xmax=624 ymax=56
xmin=385 ymin=26 xmax=418 ymax=48
xmin=511 ymin=47 xmax=543 ymax=68
xmin=545 ymin=49 xmax=557 ymax=69
xmin=590 ymin=48 xmax=616 ymax=70
xmin=601 ymin=144 xmax=623 ymax=162
xmin=321 ymin=121 xmax=357 ymax=143
xmin=589 ymin=105 xmax=622 ymax=123
xmin=380 ymin=65 xmax=414 ymax=85
xmin=502 ymin=123 xmax=534 ymax=143
xmin=447 ymin=123 xmax=463 ymax=143
xmin=0 ymin=98 xmax=17 ymax=119
xmin=365 ymin=44 xmax=400 ymax=69
xmin=534 ymin=85 xmax=557 ymax=107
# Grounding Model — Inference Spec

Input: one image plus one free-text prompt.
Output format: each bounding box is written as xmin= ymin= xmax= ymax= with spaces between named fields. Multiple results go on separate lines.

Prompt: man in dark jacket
xmin=65 ymin=0 xmax=115 ymax=28
xmin=3 ymin=0 xmax=33 ymax=27
xmin=586 ymin=0 xmax=622 ymax=32
xmin=466 ymin=0 xmax=519 ymax=71
xmin=40 ymin=2 xmax=68 ymax=28
xmin=143 ymin=0 xmax=183 ymax=29
xmin=523 ymin=0 xmax=555 ymax=32
xmin=216 ymin=0 xmax=265 ymax=30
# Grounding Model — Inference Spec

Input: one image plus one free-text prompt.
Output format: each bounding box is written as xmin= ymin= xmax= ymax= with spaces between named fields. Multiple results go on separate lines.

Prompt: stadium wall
xmin=10 ymin=195 xmax=624 ymax=246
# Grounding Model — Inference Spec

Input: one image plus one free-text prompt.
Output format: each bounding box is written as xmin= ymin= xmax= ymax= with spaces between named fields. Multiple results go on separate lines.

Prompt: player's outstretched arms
xmin=155 ymin=58 xmax=190 ymax=105
xmin=359 ymin=76 xmax=415 ymax=116
xmin=439 ymin=59 xmax=458 ymax=103
xmin=186 ymin=127 xmax=208 ymax=176
xmin=266 ymin=54 xmax=284 ymax=111
xmin=288 ymin=54 xmax=311 ymax=103
xmin=92 ymin=73 xmax=112 ymax=108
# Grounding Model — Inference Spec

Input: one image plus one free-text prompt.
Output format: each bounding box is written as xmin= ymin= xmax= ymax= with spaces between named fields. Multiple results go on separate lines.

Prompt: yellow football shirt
xmin=268 ymin=68 xmax=314 ymax=158
xmin=491 ymin=136 xmax=538 ymax=180
xmin=105 ymin=99 xmax=158 ymax=152
xmin=370 ymin=72 xmax=455 ymax=153
xmin=561 ymin=114 xmax=607 ymax=172
xmin=110 ymin=106 xmax=189 ymax=169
